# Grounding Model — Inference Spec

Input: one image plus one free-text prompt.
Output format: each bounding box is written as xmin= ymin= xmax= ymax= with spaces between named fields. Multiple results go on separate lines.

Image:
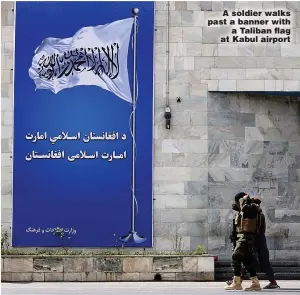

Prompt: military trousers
xmin=231 ymin=236 xmax=258 ymax=277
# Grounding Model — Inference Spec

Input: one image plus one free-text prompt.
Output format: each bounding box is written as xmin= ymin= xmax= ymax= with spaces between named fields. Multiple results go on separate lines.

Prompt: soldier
xmin=226 ymin=196 xmax=280 ymax=289
xmin=226 ymin=212 xmax=247 ymax=285
xmin=225 ymin=193 xmax=262 ymax=291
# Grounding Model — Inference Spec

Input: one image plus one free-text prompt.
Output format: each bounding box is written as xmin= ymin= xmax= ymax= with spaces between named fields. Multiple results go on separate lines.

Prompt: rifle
xmin=230 ymin=218 xmax=237 ymax=251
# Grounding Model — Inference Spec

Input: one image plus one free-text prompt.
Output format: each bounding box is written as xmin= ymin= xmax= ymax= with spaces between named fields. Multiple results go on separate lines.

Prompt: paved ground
xmin=2 ymin=281 xmax=300 ymax=295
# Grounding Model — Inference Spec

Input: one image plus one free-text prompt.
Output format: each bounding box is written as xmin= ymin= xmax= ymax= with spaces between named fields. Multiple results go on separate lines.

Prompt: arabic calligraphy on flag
xmin=28 ymin=18 xmax=134 ymax=103
xmin=38 ymin=45 xmax=120 ymax=81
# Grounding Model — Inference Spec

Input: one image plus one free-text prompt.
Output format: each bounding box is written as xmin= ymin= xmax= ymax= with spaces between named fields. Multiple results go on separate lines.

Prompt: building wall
xmin=1 ymin=1 xmax=300 ymax=260
xmin=1 ymin=1 xmax=14 ymax=237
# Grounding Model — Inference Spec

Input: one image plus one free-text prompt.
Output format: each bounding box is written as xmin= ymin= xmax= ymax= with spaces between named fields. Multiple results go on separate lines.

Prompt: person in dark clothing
xmin=225 ymin=193 xmax=262 ymax=291
xmin=226 ymin=195 xmax=280 ymax=289
xmin=252 ymin=197 xmax=280 ymax=289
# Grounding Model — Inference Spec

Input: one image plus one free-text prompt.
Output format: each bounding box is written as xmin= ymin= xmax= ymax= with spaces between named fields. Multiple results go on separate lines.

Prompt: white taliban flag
xmin=29 ymin=18 xmax=134 ymax=103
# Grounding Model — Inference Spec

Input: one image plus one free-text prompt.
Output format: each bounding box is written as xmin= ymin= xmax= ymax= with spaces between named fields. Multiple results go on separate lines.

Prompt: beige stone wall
xmin=1 ymin=256 xmax=215 ymax=282
xmin=154 ymin=1 xmax=300 ymax=94
xmin=153 ymin=1 xmax=300 ymax=260
xmin=1 ymin=1 xmax=14 ymax=235
xmin=1 ymin=1 xmax=300 ymax=260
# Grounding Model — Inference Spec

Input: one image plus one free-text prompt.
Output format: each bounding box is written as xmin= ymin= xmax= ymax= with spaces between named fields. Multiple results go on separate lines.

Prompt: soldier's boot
xmin=225 ymin=276 xmax=243 ymax=290
xmin=243 ymin=276 xmax=261 ymax=291
xmin=226 ymin=276 xmax=244 ymax=286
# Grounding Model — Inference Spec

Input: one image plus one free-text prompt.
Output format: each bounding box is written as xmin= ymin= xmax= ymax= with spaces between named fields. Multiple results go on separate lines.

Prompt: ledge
xmin=209 ymin=90 xmax=300 ymax=96
xmin=1 ymin=255 xmax=215 ymax=282
xmin=1 ymin=254 xmax=215 ymax=258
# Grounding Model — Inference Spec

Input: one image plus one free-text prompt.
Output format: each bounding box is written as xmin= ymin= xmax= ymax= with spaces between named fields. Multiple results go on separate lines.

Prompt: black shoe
xmin=263 ymin=282 xmax=280 ymax=289
xmin=226 ymin=277 xmax=244 ymax=286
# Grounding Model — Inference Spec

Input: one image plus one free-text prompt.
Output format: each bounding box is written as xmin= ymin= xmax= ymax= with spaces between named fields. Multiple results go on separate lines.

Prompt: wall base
xmin=1 ymin=255 xmax=214 ymax=282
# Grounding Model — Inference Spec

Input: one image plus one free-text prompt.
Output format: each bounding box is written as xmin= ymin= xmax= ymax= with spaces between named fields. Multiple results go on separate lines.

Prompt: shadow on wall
xmin=206 ymin=92 xmax=300 ymax=257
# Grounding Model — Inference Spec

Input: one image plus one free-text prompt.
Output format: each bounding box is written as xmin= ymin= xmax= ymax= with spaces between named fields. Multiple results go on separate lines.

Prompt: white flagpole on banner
xmin=120 ymin=8 xmax=147 ymax=244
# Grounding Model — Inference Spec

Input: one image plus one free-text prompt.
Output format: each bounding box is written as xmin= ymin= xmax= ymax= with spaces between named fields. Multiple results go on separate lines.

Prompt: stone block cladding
xmin=1 ymin=1 xmax=300 ymax=260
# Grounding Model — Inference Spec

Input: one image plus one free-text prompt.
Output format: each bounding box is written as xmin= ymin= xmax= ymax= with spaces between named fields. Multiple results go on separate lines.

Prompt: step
xmin=215 ymin=260 xmax=300 ymax=267
xmin=215 ymin=273 xmax=270 ymax=281
xmin=215 ymin=260 xmax=300 ymax=280
xmin=274 ymin=273 xmax=300 ymax=280
xmin=215 ymin=267 xmax=300 ymax=273
xmin=215 ymin=272 xmax=300 ymax=281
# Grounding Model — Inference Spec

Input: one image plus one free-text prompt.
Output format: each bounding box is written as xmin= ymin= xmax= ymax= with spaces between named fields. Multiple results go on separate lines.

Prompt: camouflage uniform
xmin=225 ymin=195 xmax=261 ymax=291
xmin=231 ymin=204 xmax=260 ymax=277
xmin=231 ymin=217 xmax=259 ymax=278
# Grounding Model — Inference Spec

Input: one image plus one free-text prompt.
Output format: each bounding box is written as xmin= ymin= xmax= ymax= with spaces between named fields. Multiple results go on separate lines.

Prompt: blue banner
xmin=13 ymin=1 xmax=154 ymax=247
